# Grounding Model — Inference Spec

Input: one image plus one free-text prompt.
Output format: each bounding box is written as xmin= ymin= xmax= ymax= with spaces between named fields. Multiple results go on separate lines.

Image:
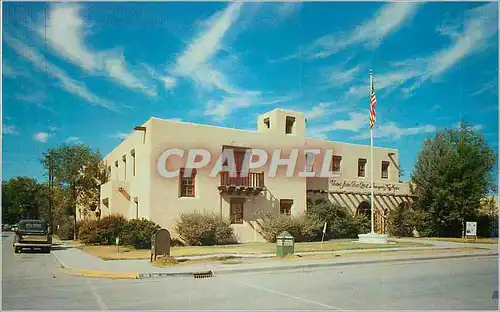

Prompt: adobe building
xmin=91 ymin=108 xmax=413 ymax=242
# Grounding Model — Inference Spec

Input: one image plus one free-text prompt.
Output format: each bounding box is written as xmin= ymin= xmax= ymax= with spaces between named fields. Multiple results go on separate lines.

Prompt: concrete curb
xmin=66 ymin=268 xmax=139 ymax=279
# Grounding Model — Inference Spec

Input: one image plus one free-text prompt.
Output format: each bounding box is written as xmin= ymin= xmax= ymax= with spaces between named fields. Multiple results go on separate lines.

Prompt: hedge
xmin=77 ymin=214 xmax=161 ymax=248
xmin=258 ymin=213 xmax=322 ymax=243
xmin=307 ymin=198 xmax=370 ymax=239
xmin=175 ymin=211 xmax=237 ymax=246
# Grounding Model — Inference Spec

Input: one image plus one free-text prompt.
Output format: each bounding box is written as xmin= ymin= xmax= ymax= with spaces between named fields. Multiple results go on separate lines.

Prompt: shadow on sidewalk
xmin=51 ymin=245 xmax=72 ymax=251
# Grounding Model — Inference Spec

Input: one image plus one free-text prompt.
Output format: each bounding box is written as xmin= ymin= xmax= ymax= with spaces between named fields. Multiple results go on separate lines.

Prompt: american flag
xmin=369 ymin=73 xmax=377 ymax=129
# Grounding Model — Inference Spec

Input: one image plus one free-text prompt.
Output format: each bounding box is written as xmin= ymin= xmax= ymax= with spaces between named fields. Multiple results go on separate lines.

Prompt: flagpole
xmin=369 ymin=70 xmax=375 ymax=234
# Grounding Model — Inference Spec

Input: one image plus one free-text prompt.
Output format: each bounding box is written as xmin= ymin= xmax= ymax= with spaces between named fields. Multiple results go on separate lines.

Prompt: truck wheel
xmin=14 ymin=247 xmax=20 ymax=253
xmin=43 ymin=247 xmax=51 ymax=254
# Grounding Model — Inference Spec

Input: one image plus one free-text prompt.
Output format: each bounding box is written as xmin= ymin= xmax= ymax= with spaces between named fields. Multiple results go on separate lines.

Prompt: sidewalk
xmin=51 ymin=238 xmax=498 ymax=279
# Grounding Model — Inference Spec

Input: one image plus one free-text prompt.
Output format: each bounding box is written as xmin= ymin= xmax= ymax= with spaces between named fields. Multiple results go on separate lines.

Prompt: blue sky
xmin=2 ymin=1 xmax=499 ymax=183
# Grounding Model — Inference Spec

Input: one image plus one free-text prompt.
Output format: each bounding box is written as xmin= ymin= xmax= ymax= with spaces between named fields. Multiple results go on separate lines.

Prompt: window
xmin=107 ymin=166 xmax=111 ymax=178
xmin=230 ymin=198 xmax=244 ymax=224
xmin=134 ymin=197 xmax=139 ymax=219
xmin=264 ymin=117 xmax=270 ymax=129
xmin=131 ymin=149 xmax=136 ymax=176
xmin=332 ymin=155 xmax=342 ymax=173
xmin=122 ymin=154 xmax=127 ymax=180
xmin=285 ymin=116 xmax=295 ymax=134
xmin=358 ymin=158 xmax=367 ymax=177
xmin=381 ymin=161 xmax=390 ymax=179
xmin=305 ymin=153 xmax=315 ymax=172
xmin=180 ymin=168 xmax=196 ymax=197
xmin=280 ymin=199 xmax=293 ymax=215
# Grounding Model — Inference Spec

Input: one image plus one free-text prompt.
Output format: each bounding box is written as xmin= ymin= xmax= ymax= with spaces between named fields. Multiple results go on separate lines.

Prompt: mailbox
xmin=276 ymin=231 xmax=294 ymax=257
xmin=150 ymin=228 xmax=171 ymax=262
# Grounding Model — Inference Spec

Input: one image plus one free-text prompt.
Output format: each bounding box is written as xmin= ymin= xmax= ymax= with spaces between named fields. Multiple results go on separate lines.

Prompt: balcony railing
xmin=219 ymin=171 xmax=264 ymax=188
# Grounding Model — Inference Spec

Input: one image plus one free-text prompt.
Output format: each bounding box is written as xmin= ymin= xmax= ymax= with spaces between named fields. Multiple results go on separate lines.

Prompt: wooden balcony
xmin=218 ymin=171 xmax=265 ymax=195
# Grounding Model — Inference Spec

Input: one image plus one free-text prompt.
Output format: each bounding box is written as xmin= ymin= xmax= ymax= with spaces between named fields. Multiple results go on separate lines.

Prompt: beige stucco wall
xmin=148 ymin=109 xmax=308 ymax=242
xmin=100 ymin=119 xmax=154 ymax=221
xmin=99 ymin=108 xmax=412 ymax=242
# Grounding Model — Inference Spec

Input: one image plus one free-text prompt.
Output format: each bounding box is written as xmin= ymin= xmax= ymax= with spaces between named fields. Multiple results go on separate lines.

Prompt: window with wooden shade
xmin=381 ymin=161 xmax=390 ymax=179
xmin=179 ymin=168 xmax=196 ymax=197
xmin=230 ymin=198 xmax=244 ymax=224
xmin=358 ymin=158 xmax=367 ymax=177
xmin=280 ymin=199 xmax=293 ymax=215
xmin=331 ymin=155 xmax=342 ymax=173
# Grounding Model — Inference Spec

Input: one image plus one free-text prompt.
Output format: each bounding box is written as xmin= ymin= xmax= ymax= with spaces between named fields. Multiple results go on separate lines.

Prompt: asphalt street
xmin=2 ymin=232 xmax=498 ymax=310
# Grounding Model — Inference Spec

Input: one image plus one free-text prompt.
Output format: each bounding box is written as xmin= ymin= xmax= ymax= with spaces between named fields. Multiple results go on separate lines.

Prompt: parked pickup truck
xmin=13 ymin=219 xmax=52 ymax=253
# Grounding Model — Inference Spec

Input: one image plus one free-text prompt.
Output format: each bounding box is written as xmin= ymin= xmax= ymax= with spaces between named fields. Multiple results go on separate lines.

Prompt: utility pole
xmin=49 ymin=151 xmax=54 ymax=234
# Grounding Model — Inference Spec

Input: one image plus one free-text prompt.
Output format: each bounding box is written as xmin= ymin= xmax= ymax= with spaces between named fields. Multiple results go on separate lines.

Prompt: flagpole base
xmin=358 ymin=232 xmax=389 ymax=244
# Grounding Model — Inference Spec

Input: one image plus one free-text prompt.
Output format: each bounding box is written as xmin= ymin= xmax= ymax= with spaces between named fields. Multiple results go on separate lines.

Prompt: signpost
xmin=321 ymin=221 xmax=327 ymax=251
xmin=465 ymin=222 xmax=477 ymax=241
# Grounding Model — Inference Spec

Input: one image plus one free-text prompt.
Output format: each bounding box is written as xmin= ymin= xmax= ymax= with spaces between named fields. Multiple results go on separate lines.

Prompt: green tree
xmin=41 ymin=144 xmax=108 ymax=239
xmin=411 ymin=121 xmax=496 ymax=237
xmin=2 ymin=177 xmax=49 ymax=224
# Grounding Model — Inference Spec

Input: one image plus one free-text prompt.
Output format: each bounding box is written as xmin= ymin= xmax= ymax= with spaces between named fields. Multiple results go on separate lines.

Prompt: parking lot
xmin=2 ymin=232 xmax=498 ymax=310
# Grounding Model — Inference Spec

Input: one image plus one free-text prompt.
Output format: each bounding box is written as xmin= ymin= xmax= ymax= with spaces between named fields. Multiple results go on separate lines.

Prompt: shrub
xmin=258 ymin=213 xmax=323 ymax=243
xmin=120 ymin=218 xmax=161 ymax=249
xmin=56 ymin=216 xmax=79 ymax=240
xmin=307 ymin=198 xmax=369 ymax=239
xmin=98 ymin=214 xmax=127 ymax=245
xmin=386 ymin=202 xmax=430 ymax=237
xmin=78 ymin=219 xmax=100 ymax=245
xmin=76 ymin=214 xmax=128 ymax=245
xmin=175 ymin=211 xmax=237 ymax=246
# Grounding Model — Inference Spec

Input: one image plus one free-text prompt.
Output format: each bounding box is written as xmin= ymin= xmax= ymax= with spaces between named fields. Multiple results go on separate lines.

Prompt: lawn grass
xmin=149 ymin=246 xmax=486 ymax=267
xmin=419 ymin=237 xmax=498 ymax=244
xmin=79 ymin=239 xmax=431 ymax=260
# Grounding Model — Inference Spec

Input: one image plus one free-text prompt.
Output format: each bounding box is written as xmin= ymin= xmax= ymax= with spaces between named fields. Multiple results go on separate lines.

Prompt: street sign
xmin=466 ymin=222 xmax=477 ymax=237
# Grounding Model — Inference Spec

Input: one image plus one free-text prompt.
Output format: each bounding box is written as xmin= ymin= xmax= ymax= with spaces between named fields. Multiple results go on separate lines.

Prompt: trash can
xmin=276 ymin=231 xmax=294 ymax=257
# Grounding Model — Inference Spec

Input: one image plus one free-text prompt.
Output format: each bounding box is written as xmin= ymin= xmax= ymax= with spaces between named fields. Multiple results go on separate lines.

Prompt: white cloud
xmin=204 ymin=93 xmax=295 ymax=122
xmin=39 ymin=3 xmax=156 ymax=97
xmin=274 ymin=3 xmax=302 ymax=21
xmin=405 ymin=3 xmax=497 ymax=94
xmin=2 ymin=62 xmax=27 ymax=78
xmin=305 ymin=103 xmax=332 ymax=120
xmin=471 ymin=80 xmax=497 ymax=97
xmin=174 ymin=3 xmax=297 ymax=121
xmin=325 ymin=65 xmax=361 ymax=87
xmin=303 ymin=102 xmax=348 ymax=120
xmin=104 ymin=53 xmax=157 ymax=97
xmin=286 ymin=3 xmax=420 ymax=60
xmin=306 ymin=112 xmax=368 ymax=139
xmin=142 ymin=64 xmax=178 ymax=91
xmin=453 ymin=122 xmax=484 ymax=131
xmin=344 ymin=3 xmax=498 ymax=100
xmin=65 ymin=136 xmax=82 ymax=144
xmin=172 ymin=2 xmax=243 ymax=94
xmin=331 ymin=112 xmax=368 ymax=131
xmin=431 ymin=105 xmax=441 ymax=111
xmin=351 ymin=122 xmax=437 ymax=140
xmin=33 ymin=132 xmax=50 ymax=143
xmin=14 ymin=91 xmax=47 ymax=107
xmin=3 ymin=125 xmax=19 ymax=135
xmin=110 ymin=132 xmax=131 ymax=140
xmin=160 ymin=76 xmax=178 ymax=89
xmin=4 ymin=34 xmax=114 ymax=110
